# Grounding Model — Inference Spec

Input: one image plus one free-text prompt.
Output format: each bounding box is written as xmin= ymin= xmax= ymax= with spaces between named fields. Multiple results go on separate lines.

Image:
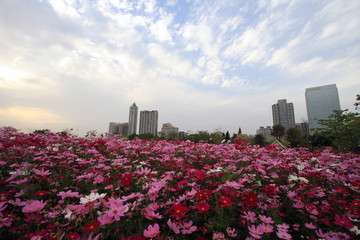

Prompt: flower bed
xmin=0 ymin=126 xmax=359 ymax=239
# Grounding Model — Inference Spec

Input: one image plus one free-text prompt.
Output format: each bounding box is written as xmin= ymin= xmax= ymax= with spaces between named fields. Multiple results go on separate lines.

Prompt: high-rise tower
xmin=139 ymin=110 xmax=158 ymax=136
xmin=305 ymin=84 xmax=341 ymax=134
xmin=272 ymin=99 xmax=295 ymax=130
xmin=128 ymin=103 xmax=138 ymax=136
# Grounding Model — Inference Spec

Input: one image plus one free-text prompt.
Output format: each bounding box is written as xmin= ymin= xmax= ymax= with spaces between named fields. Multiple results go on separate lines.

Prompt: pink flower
xmin=180 ymin=221 xmax=197 ymax=234
xmin=315 ymin=229 xmax=326 ymax=239
xmin=259 ymin=215 xmax=274 ymax=224
xmin=103 ymin=202 xmax=128 ymax=221
xmin=0 ymin=217 xmax=12 ymax=228
xmin=259 ymin=223 xmax=274 ymax=233
xmin=167 ymin=219 xmax=180 ymax=234
xmin=143 ymin=223 xmax=160 ymax=239
xmin=212 ymin=232 xmax=225 ymax=240
xmin=242 ymin=211 xmax=257 ymax=223
xmin=248 ymin=224 xmax=264 ymax=239
xmin=97 ymin=214 xmax=115 ymax=225
xmin=226 ymin=227 xmax=237 ymax=237
xmin=22 ymin=200 xmax=46 ymax=213
xmin=276 ymin=231 xmax=292 ymax=239
xmin=276 ymin=223 xmax=290 ymax=232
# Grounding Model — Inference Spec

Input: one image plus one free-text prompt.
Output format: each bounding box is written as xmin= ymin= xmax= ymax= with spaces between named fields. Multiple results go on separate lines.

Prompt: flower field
xmin=0 ymin=127 xmax=359 ymax=240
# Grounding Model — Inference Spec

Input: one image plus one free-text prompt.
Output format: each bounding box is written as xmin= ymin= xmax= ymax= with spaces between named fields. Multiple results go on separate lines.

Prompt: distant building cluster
xmin=109 ymin=84 xmax=341 ymax=140
xmin=161 ymin=123 xmax=179 ymax=137
xmin=109 ymin=102 xmax=181 ymax=138
xmin=257 ymin=84 xmax=341 ymax=139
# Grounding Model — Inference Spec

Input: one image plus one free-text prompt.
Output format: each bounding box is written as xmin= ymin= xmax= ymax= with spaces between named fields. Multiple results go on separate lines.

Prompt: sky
xmin=0 ymin=0 xmax=359 ymax=136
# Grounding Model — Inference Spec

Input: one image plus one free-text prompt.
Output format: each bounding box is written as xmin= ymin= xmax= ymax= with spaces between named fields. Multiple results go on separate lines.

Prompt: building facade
xmin=305 ymin=84 xmax=341 ymax=134
xmin=272 ymin=99 xmax=296 ymax=130
xmin=161 ymin=123 xmax=179 ymax=137
xmin=109 ymin=122 xmax=128 ymax=136
xmin=128 ymin=103 xmax=138 ymax=136
xmin=257 ymin=126 xmax=272 ymax=141
xmin=139 ymin=110 xmax=158 ymax=135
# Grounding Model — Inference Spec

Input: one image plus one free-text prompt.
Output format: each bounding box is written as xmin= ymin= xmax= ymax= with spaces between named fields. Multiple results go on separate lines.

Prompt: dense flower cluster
xmin=0 ymin=126 xmax=359 ymax=239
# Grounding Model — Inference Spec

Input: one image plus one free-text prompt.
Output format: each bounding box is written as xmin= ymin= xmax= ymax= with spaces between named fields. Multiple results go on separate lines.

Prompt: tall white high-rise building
xmin=139 ymin=110 xmax=158 ymax=135
xmin=305 ymin=84 xmax=341 ymax=134
xmin=272 ymin=99 xmax=295 ymax=130
xmin=128 ymin=103 xmax=138 ymax=136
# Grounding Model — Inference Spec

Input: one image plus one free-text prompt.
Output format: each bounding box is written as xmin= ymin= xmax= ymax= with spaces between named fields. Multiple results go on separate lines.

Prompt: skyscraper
xmin=128 ymin=103 xmax=138 ymax=136
xmin=305 ymin=84 xmax=341 ymax=134
xmin=139 ymin=110 xmax=158 ymax=135
xmin=272 ymin=99 xmax=295 ymax=130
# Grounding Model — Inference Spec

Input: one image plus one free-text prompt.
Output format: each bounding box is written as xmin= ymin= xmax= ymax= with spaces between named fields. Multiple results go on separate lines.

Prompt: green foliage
xmin=271 ymin=124 xmax=285 ymax=141
xmin=253 ymin=134 xmax=265 ymax=146
xmin=315 ymin=109 xmax=360 ymax=153
xmin=285 ymin=127 xmax=301 ymax=148
xmin=138 ymin=133 xmax=158 ymax=140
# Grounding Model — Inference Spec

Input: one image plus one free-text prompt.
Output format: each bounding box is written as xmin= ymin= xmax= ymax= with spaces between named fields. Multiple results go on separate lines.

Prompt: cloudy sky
xmin=1 ymin=0 xmax=359 ymax=136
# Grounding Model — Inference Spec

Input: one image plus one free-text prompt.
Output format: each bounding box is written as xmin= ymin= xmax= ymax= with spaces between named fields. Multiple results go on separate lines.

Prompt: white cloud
xmin=223 ymin=19 xmax=271 ymax=64
xmin=149 ymin=14 xmax=174 ymax=43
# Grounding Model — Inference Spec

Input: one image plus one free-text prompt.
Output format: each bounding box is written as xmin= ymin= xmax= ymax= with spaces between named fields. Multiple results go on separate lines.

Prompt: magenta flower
xmin=143 ymin=223 xmax=160 ymax=239
xmin=33 ymin=168 xmax=51 ymax=176
xmin=22 ymin=200 xmax=46 ymax=213
xmin=305 ymin=222 xmax=317 ymax=229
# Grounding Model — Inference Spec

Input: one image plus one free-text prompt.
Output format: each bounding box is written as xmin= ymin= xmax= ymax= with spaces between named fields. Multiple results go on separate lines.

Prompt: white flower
xmin=350 ymin=226 xmax=359 ymax=235
xmin=298 ymin=177 xmax=309 ymax=184
xmin=80 ymin=192 xmax=106 ymax=204
xmin=288 ymin=175 xmax=298 ymax=181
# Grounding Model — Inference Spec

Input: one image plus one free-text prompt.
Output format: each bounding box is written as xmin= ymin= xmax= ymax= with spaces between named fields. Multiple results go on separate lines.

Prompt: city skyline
xmin=1 ymin=1 xmax=359 ymax=136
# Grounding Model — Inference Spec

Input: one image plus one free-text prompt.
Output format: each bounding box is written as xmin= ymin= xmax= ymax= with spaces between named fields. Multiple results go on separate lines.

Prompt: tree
xmin=253 ymin=134 xmax=265 ymax=146
xmin=316 ymin=109 xmax=360 ymax=152
xmin=271 ymin=125 xmax=285 ymax=141
xmin=238 ymin=127 xmax=242 ymax=134
xmin=225 ymin=131 xmax=230 ymax=142
xmin=286 ymin=128 xmax=301 ymax=148
xmin=355 ymin=94 xmax=360 ymax=111
xmin=33 ymin=129 xmax=50 ymax=134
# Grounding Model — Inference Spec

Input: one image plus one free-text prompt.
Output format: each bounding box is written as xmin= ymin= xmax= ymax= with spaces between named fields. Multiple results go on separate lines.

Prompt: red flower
xmin=82 ymin=220 xmax=100 ymax=233
xmin=243 ymin=192 xmax=258 ymax=209
xmin=195 ymin=202 xmax=210 ymax=213
xmin=196 ymin=189 xmax=212 ymax=201
xmin=167 ymin=203 xmax=189 ymax=218
xmin=217 ymin=196 xmax=233 ymax=208
xmin=33 ymin=190 xmax=48 ymax=197
xmin=333 ymin=215 xmax=353 ymax=230
xmin=66 ymin=232 xmax=80 ymax=240
xmin=121 ymin=173 xmax=133 ymax=186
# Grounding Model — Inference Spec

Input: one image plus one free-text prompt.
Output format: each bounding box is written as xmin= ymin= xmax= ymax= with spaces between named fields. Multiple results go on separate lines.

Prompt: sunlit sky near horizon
xmin=1 ymin=0 xmax=359 ymax=136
